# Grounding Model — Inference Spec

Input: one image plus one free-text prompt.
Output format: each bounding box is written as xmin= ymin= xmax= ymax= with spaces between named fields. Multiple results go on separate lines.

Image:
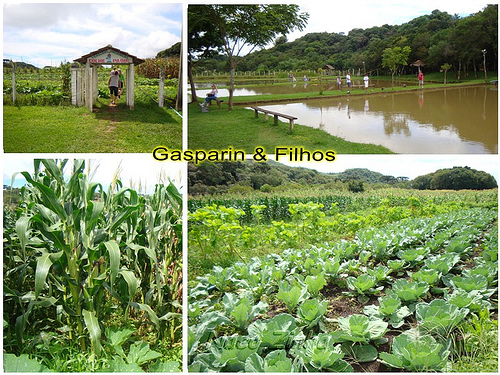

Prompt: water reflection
xmin=248 ymin=86 xmax=497 ymax=154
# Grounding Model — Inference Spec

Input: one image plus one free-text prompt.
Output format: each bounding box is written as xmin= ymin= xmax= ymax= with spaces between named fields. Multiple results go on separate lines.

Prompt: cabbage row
xmin=188 ymin=207 xmax=498 ymax=372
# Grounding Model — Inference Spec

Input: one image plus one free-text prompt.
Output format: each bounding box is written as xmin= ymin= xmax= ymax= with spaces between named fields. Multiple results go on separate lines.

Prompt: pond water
xmin=192 ymin=84 xmax=497 ymax=154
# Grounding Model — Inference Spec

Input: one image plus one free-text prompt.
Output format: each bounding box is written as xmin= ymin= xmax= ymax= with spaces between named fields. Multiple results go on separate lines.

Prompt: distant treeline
xmin=194 ymin=5 xmax=497 ymax=77
xmin=188 ymin=162 xmax=497 ymax=195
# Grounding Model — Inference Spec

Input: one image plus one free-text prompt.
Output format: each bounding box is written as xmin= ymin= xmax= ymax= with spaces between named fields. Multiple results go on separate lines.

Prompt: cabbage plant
xmin=245 ymin=350 xmax=296 ymax=372
xmin=364 ymin=294 xmax=411 ymax=328
xmin=391 ymin=279 xmax=429 ymax=302
xmin=296 ymin=298 xmax=328 ymax=329
xmin=222 ymin=293 xmax=268 ymax=331
xmin=379 ymin=329 xmax=451 ymax=371
xmin=291 ymin=333 xmax=353 ymax=372
xmin=276 ymin=281 xmax=309 ymax=313
xmin=337 ymin=314 xmax=388 ymax=343
xmin=247 ymin=313 xmax=300 ymax=349
xmin=208 ymin=336 xmax=261 ymax=372
xmin=415 ymin=299 xmax=469 ymax=336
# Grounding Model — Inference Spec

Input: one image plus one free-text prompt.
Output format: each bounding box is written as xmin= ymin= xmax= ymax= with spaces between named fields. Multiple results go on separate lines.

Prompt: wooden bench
xmin=250 ymin=106 xmax=298 ymax=132
xmin=208 ymin=97 xmax=224 ymax=108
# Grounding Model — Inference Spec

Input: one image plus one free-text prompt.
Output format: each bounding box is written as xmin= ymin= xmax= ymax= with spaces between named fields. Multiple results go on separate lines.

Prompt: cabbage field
xmin=3 ymin=159 xmax=182 ymax=372
xmin=188 ymin=190 xmax=498 ymax=372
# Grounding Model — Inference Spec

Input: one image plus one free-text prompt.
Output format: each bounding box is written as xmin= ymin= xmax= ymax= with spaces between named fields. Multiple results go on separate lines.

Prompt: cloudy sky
xmin=3 ymin=2 xmax=182 ymax=68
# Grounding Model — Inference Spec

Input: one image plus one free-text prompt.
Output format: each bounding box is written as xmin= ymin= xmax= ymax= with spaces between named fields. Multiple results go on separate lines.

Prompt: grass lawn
xmin=188 ymin=102 xmax=392 ymax=154
xmin=3 ymin=101 xmax=182 ymax=153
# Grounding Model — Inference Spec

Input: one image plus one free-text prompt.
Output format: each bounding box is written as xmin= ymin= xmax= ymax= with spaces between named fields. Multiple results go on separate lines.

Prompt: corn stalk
xmin=3 ymin=159 xmax=183 ymax=357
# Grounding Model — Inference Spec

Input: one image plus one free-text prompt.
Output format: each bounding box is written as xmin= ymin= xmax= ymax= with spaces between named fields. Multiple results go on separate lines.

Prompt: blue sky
xmin=3 ymin=2 xmax=182 ymax=68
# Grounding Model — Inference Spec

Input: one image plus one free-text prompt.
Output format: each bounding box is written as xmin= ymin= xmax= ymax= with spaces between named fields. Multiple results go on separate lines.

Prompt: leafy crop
xmin=379 ymin=329 xmax=451 ymax=371
xmin=188 ymin=192 xmax=498 ymax=372
xmin=415 ymin=299 xmax=469 ymax=336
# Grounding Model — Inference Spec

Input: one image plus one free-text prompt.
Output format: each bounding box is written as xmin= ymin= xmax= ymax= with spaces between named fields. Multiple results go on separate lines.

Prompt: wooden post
xmin=11 ymin=60 xmax=16 ymax=104
xmin=92 ymin=65 xmax=98 ymax=104
xmin=71 ymin=67 xmax=84 ymax=106
xmin=159 ymin=68 xmax=165 ymax=107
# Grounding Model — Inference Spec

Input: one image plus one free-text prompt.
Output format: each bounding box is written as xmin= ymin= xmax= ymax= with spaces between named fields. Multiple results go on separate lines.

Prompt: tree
xmin=195 ymin=5 xmax=309 ymax=109
xmin=188 ymin=5 xmax=225 ymax=103
xmin=441 ymin=63 xmax=452 ymax=84
xmin=382 ymin=46 xmax=411 ymax=87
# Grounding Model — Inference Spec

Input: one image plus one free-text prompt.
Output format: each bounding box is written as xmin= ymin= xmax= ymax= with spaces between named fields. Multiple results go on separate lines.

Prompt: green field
xmin=188 ymin=188 xmax=498 ymax=372
xmin=4 ymin=103 xmax=182 ymax=153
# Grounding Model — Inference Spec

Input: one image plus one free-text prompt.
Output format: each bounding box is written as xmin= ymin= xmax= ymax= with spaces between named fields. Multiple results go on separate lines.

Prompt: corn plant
xmin=3 ymin=159 xmax=182 ymax=369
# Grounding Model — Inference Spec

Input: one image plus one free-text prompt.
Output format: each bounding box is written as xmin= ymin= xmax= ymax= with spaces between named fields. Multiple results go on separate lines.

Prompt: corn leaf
xmin=131 ymin=303 xmax=160 ymax=329
xmin=104 ymin=241 xmax=120 ymax=285
xmin=15 ymin=216 xmax=30 ymax=257
xmin=35 ymin=250 xmax=63 ymax=298
xmin=82 ymin=309 xmax=101 ymax=356
xmin=119 ymin=270 xmax=138 ymax=300
xmin=20 ymin=172 xmax=67 ymax=220
xmin=110 ymin=204 xmax=141 ymax=233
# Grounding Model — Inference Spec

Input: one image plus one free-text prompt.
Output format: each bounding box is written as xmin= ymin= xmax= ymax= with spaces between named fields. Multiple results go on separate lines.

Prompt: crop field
xmin=3 ymin=160 xmax=182 ymax=372
xmin=188 ymin=189 xmax=498 ymax=372
xmin=3 ymin=66 xmax=179 ymax=107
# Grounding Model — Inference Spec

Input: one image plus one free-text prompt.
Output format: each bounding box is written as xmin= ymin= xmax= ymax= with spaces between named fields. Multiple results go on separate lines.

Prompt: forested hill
xmin=188 ymin=162 xmax=497 ymax=195
xmin=195 ymin=5 xmax=497 ymax=75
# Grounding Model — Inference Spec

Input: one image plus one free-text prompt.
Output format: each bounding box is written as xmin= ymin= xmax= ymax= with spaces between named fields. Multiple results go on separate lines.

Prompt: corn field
xmin=3 ymin=159 xmax=183 ymax=372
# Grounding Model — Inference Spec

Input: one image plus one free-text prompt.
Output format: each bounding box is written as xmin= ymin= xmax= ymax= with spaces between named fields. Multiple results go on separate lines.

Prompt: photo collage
xmin=2 ymin=1 xmax=498 ymax=373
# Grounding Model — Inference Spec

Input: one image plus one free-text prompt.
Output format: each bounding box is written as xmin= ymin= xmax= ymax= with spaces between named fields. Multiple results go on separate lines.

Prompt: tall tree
xmin=382 ymin=46 xmax=411 ymax=87
xmin=188 ymin=5 xmax=224 ymax=103
xmin=194 ymin=4 xmax=309 ymax=109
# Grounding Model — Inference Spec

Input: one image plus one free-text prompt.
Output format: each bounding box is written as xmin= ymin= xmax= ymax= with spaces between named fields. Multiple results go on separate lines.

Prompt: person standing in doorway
xmin=108 ymin=70 xmax=120 ymax=105
xmin=118 ymin=68 xmax=124 ymax=99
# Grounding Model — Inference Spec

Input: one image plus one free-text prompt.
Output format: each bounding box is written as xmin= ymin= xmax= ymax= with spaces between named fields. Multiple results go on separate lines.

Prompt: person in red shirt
xmin=418 ymin=71 xmax=424 ymax=88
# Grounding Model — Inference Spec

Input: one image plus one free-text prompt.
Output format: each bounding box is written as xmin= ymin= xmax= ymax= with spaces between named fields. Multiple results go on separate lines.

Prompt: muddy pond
xmin=193 ymin=83 xmax=497 ymax=154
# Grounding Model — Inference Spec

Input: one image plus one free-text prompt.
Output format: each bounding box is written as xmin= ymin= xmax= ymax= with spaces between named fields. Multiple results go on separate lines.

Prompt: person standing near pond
xmin=337 ymin=76 xmax=342 ymax=90
xmin=418 ymin=71 xmax=424 ymax=88
xmin=108 ymin=70 xmax=120 ymax=105
xmin=363 ymin=73 xmax=369 ymax=91
xmin=346 ymin=72 xmax=351 ymax=89
xmin=201 ymin=84 xmax=218 ymax=107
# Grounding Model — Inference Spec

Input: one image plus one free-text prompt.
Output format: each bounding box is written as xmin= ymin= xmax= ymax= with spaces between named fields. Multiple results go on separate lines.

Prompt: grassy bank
xmin=4 ymin=101 xmax=182 ymax=153
xmin=188 ymin=102 xmax=392 ymax=154
xmin=217 ymin=78 xmax=495 ymax=105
